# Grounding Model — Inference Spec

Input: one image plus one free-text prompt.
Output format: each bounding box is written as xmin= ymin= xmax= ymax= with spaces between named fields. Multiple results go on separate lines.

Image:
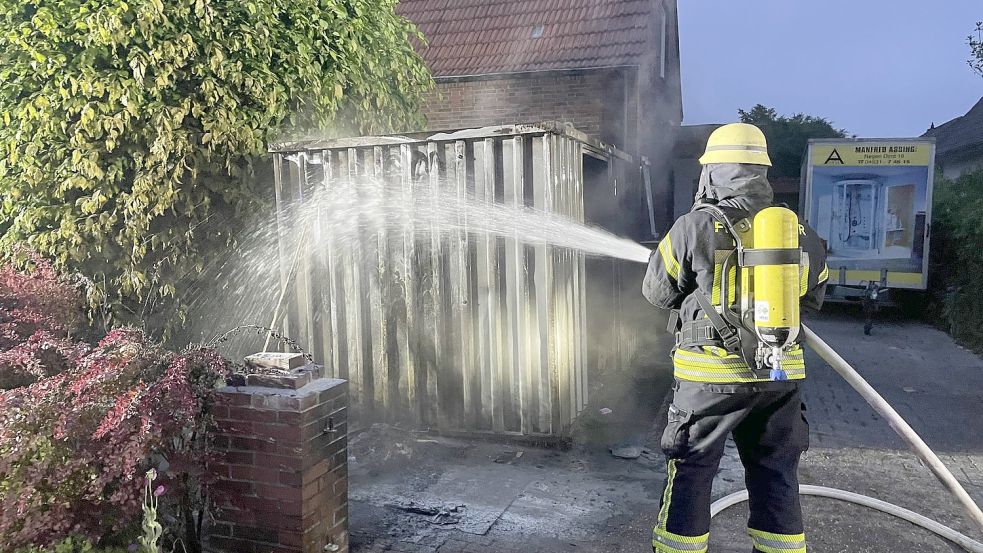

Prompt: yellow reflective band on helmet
xmin=659 ymin=235 xmax=680 ymax=280
xmin=748 ymin=528 xmax=807 ymax=553
xmin=673 ymin=347 xmax=806 ymax=382
xmin=704 ymin=144 xmax=768 ymax=153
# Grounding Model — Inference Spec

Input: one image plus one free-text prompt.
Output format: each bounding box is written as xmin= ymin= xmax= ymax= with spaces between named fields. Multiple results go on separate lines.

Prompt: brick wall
xmin=207 ymin=368 xmax=349 ymax=553
xmin=423 ymin=71 xmax=609 ymax=137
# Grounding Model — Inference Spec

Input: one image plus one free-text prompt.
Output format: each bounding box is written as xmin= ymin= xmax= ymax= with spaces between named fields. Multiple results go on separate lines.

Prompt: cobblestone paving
xmin=350 ymin=311 xmax=983 ymax=552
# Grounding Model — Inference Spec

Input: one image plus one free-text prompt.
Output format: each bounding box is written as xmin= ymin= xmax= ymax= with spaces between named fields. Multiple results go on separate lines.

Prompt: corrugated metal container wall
xmin=270 ymin=125 xmax=639 ymax=436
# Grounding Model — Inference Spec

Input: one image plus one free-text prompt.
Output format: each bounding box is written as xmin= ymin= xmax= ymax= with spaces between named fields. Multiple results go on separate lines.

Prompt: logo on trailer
xmin=824 ymin=149 xmax=844 ymax=165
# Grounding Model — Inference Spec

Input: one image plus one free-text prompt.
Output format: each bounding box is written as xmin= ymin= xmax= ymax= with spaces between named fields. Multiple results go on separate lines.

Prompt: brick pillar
xmin=207 ymin=356 xmax=348 ymax=553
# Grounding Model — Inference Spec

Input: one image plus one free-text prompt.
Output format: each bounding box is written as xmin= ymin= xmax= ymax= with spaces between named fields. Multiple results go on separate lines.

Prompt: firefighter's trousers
xmin=653 ymin=380 xmax=809 ymax=553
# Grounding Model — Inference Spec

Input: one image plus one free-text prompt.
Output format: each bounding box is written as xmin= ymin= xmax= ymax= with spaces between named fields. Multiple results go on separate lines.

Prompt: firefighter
xmin=643 ymin=123 xmax=829 ymax=553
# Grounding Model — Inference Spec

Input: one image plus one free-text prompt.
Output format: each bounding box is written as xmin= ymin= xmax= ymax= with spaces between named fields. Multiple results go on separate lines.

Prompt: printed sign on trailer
xmin=811 ymin=143 xmax=933 ymax=167
xmin=801 ymin=139 xmax=935 ymax=290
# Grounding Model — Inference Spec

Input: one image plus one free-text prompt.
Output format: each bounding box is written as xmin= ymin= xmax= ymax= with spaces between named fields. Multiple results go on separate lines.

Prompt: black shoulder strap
xmin=688 ymin=203 xmax=747 ymax=354
xmin=693 ymin=291 xmax=742 ymax=352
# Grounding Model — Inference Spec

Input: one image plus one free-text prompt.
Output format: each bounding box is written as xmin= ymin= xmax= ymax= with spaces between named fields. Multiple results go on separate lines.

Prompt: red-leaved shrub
xmin=0 ymin=252 xmax=87 ymax=389
xmin=0 ymin=257 xmax=233 ymax=551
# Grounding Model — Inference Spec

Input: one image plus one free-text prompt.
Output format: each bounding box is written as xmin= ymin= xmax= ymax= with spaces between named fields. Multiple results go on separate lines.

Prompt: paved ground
xmin=348 ymin=308 xmax=983 ymax=552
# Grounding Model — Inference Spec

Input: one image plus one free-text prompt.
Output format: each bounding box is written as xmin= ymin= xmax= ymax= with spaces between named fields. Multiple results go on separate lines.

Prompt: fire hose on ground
xmin=708 ymin=324 xmax=983 ymax=552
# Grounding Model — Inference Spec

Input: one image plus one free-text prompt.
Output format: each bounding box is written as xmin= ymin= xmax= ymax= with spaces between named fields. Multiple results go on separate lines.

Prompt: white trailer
xmin=800 ymin=138 xmax=936 ymax=302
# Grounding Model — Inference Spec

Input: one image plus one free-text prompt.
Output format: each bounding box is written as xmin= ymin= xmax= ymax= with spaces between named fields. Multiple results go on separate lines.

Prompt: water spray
xmin=263 ymin=221 xmax=314 ymax=352
xmin=252 ymin=166 xmax=651 ymax=355
xmin=191 ymin=147 xmax=983 ymax=547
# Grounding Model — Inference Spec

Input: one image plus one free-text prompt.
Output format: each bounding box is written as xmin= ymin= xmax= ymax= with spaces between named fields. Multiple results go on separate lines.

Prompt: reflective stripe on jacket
xmin=673 ymin=345 xmax=806 ymax=383
xmin=643 ymin=203 xmax=828 ymax=383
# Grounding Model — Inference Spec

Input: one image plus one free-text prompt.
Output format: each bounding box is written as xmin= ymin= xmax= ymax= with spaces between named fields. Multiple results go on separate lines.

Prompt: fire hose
xmin=709 ymin=324 xmax=983 ymax=552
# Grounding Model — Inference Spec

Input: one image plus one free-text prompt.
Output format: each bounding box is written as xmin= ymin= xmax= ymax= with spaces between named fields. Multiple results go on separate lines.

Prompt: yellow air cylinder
xmin=752 ymin=206 xmax=800 ymax=349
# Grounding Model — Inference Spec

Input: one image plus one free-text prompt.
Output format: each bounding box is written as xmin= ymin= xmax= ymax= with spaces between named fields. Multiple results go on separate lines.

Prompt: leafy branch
xmin=970 ymin=21 xmax=983 ymax=77
xmin=0 ymin=0 xmax=434 ymax=336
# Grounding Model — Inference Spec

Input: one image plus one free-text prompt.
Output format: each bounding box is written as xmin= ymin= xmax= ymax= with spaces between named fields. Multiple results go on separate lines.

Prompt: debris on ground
xmin=388 ymin=500 xmax=467 ymax=525
xmin=609 ymin=444 xmax=645 ymax=460
xmin=493 ymin=450 xmax=524 ymax=464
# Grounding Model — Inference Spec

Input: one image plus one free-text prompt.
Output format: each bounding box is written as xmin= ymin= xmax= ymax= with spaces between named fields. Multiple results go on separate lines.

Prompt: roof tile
xmin=398 ymin=0 xmax=660 ymax=76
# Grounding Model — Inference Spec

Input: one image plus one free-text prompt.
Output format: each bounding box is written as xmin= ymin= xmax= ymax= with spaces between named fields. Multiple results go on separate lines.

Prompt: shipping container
xmin=269 ymin=123 xmax=663 ymax=437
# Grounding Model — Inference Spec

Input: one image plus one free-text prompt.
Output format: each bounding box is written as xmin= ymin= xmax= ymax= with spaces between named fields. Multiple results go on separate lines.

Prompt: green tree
xmin=0 ymin=0 xmax=432 ymax=329
xmin=738 ymin=104 xmax=847 ymax=179
xmin=970 ymin=22 xmax=983 ymax=76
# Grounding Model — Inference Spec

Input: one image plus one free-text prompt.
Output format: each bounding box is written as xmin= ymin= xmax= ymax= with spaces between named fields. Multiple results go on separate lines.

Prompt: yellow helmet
xmin=699 ymin=123 xmax=772 ymax=166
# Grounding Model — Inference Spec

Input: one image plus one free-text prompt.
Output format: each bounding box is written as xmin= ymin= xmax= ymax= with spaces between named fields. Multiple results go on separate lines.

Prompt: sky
xmin=678 ymin=1 xmax=983 ymax=137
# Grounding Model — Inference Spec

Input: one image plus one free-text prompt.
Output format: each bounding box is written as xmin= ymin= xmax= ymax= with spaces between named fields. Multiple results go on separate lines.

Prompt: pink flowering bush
xmin=0 ymin=258 xmax=232 ymax=551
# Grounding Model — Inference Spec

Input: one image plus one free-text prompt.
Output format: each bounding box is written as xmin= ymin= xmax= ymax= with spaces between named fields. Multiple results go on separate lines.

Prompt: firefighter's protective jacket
xmin=643 ymin=163 xmax=829 ymax=383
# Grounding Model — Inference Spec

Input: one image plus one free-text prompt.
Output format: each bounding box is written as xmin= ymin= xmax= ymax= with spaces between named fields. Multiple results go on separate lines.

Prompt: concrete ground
xmin=348 ymin=309 xmax=983 ymax=552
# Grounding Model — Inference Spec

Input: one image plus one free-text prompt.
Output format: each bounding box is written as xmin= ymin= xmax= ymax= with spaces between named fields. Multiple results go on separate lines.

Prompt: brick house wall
xmin=423 ymin=71 xmax=608 ymax=137
xmin=421 ymin=67 xmax=652 ymax=238
xmin=401 ymin=0 xmax=683 ymax=235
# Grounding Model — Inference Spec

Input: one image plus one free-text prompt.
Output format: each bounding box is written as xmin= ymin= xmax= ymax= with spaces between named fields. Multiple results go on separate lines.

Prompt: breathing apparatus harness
xmin=671 ymin=200 xmax=804 ymax=381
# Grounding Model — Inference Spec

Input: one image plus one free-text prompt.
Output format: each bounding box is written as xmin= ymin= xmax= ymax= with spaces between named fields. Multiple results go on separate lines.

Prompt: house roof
xmin=923 ymin=96 xmax=983 ymax=158
xmin=396 ymin=0 xmax=660 ymax=77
